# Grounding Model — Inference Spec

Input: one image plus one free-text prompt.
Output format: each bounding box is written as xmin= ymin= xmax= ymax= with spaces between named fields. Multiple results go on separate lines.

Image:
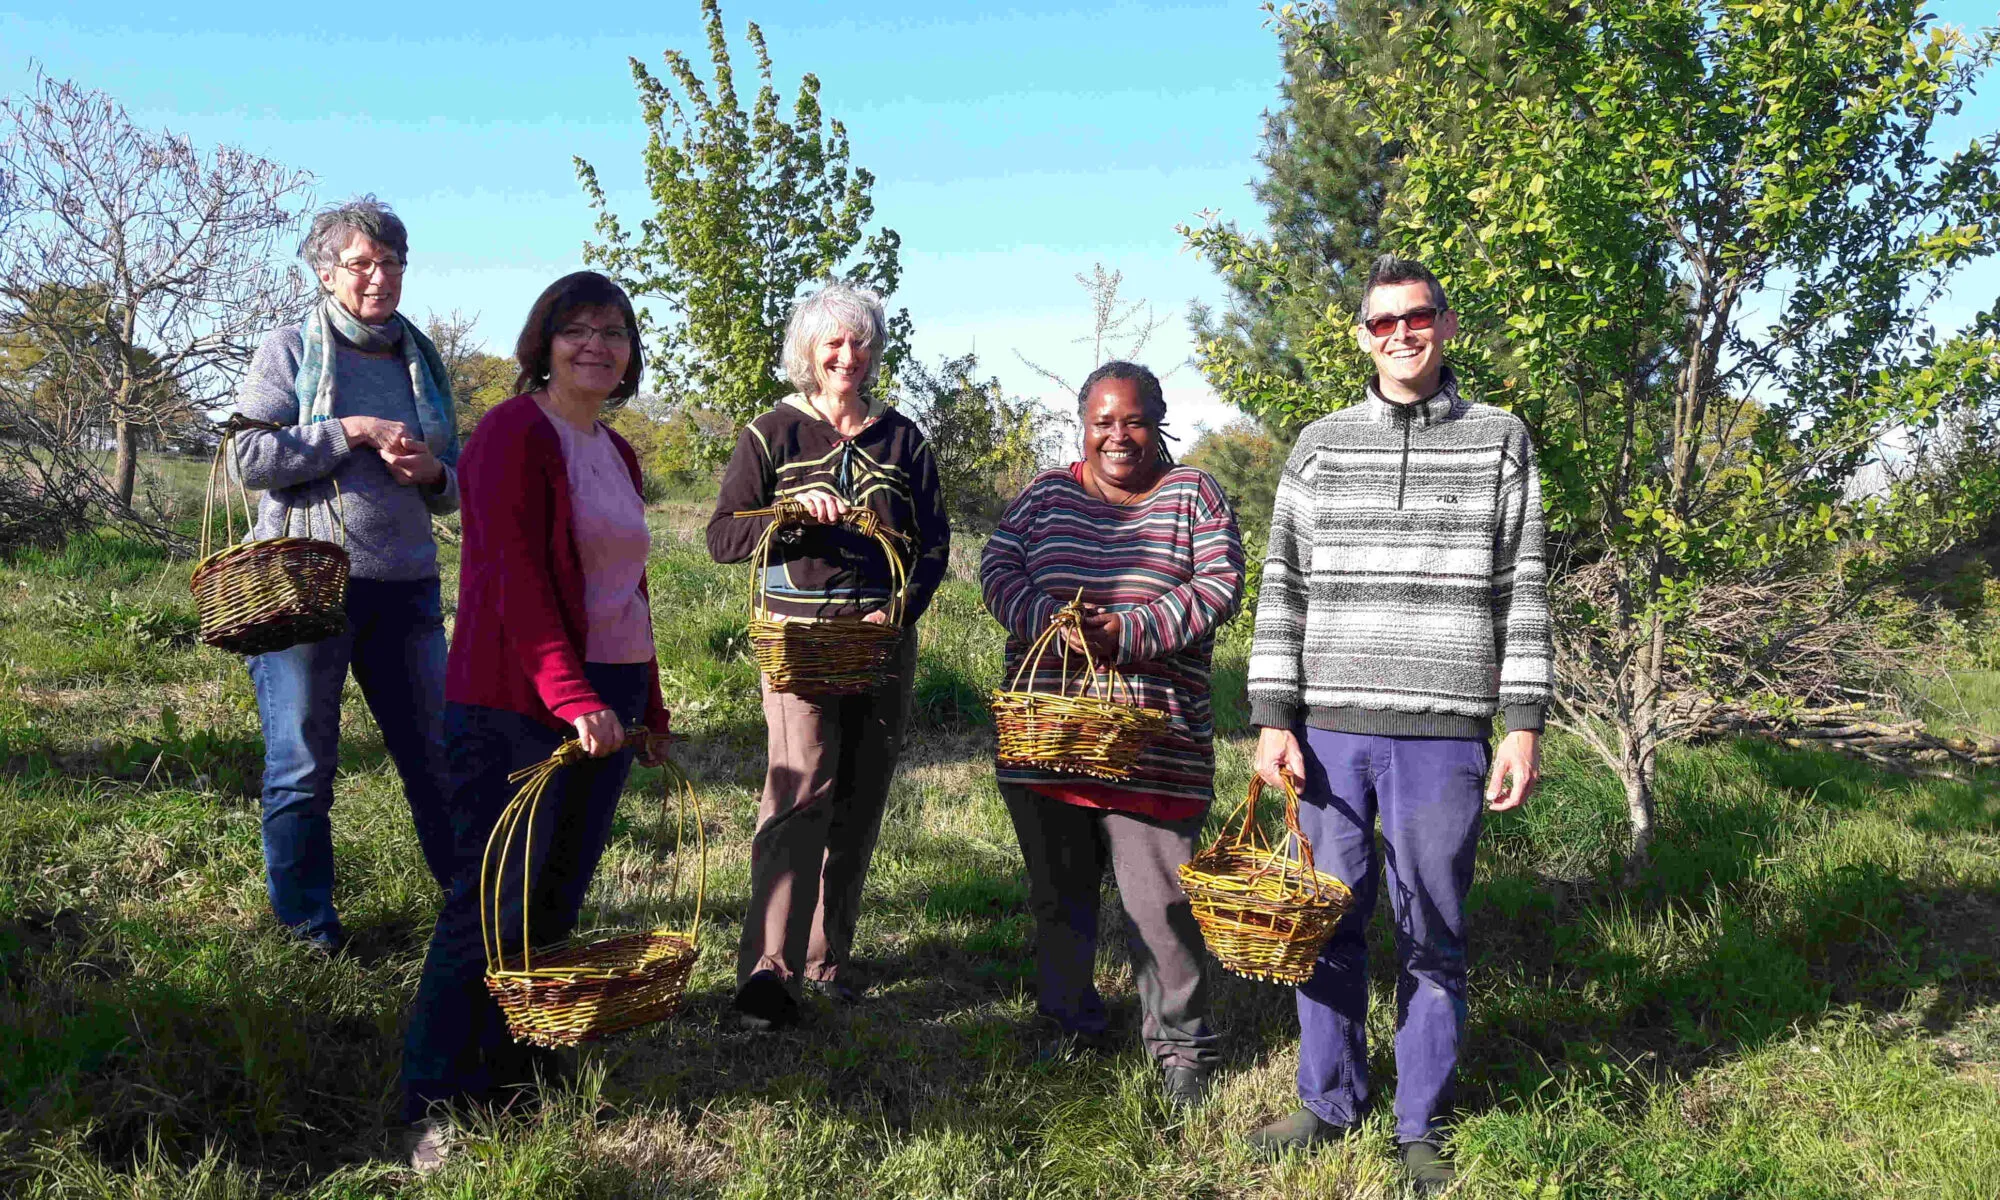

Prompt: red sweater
xmin=445 ymin=393 xmax=670 ymax=737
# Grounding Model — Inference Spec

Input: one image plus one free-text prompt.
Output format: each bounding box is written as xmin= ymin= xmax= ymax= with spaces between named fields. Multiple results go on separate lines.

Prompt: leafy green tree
xmin=898 ymin=353 xmax=1046 ymax=531
xmin=423 ymin=311 xmax=517 ymax=440
xmin=575 ymin=0 xmax=909 ymax=457
xmin=1252 ymin=0 xmax=2000 ymax=875
xmin=1182 ymin=0 xmax=1410 ymax=433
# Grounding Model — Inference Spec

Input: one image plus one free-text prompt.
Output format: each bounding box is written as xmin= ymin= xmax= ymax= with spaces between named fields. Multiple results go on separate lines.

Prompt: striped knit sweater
xmin=1247 ymin=370 xmax=1553 ymax=738
xmin=982 ymin=464 xmax=1245 ymax=816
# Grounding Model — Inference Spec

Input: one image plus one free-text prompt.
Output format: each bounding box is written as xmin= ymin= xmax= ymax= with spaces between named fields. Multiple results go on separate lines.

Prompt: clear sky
xmin=5 ymin=0 xmax=1997 ymax=437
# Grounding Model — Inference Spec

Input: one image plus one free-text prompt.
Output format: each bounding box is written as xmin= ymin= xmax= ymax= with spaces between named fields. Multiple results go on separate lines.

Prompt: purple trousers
xmin=1294 ymin=728 xmax=1488 ymax=1143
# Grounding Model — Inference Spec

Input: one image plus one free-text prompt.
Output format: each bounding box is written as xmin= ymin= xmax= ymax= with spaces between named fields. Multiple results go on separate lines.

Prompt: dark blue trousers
xmin=247 ymin=576 xmax=453 ymax=941
xmin=1293 ymin=729 xmax=1488 ymax=1143
xmin=400 ymin=662 xmax=647 ymax=1122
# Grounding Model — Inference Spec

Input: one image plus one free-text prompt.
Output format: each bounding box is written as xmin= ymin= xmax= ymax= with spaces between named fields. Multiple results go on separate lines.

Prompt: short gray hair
xmin=301 ymin=196 xmax=409 ymax=271
xmin=782 ymin=282 xmax=887 ymax=397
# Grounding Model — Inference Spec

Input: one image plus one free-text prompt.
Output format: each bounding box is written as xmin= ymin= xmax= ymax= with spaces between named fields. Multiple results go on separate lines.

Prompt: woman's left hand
xmin=861 ymin=609 xmax=890 ymax=625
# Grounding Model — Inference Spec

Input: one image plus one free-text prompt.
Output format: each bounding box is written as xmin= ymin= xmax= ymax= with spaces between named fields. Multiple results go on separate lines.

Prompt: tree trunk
xmin=112 ymin=417 xmax=138 ymax=508
xmin=1619 ymin=744 xmax=1655 ymax=886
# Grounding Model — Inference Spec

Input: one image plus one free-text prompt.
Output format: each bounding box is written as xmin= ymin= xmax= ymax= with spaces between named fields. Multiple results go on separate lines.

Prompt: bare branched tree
xmin=0 ymin=69 xmax=314 ymax=518
xmin=1015 ymin=263 xmax=1176 ymax=394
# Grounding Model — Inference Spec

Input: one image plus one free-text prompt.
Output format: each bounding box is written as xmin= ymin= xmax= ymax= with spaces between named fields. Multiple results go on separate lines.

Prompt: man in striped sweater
xmin=1245 ymin=255 xmax=1553 ymax=1193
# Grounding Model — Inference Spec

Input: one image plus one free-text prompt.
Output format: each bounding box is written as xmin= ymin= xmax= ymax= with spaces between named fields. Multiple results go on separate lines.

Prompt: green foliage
xmin=1238 ymin=0 xmax=2000 ymax=869
xmin=898 ymin=354 xmax=1047 ymax=532
xmin=1182 ymin=0 xmax=1412 ymax=433
xmin=1182 ymin=419 xmax=1293 ymax=539
xmin=576 ymin=0 xmax=910 ymax=457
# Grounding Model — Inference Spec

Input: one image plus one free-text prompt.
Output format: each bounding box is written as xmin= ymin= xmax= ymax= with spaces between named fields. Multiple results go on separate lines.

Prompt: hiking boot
xmin=1399 ymin=1140 xmax=1454 ymax=1195
xmin=732 ymin=970 xmax=800 ymax=1032
xmin=1245 ymin=1107 xmax=1356 ymax=1159
xmin=401 ymin=1118 xmax=452 ymax=1174
xmin=1161 ymin=1064 xmax=1213 ymax=1110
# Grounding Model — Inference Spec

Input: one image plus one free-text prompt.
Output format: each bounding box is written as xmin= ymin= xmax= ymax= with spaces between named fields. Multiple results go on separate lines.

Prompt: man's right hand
xmin=1254 ymin=725 xmax=1306 ymax=790
xmin=339 ymin=415 xmax=413 ymax=451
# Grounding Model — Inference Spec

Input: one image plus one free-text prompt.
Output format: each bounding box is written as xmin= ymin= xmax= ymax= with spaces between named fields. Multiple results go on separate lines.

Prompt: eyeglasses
xmin=555 ymin=323 xmax=631 ymax=346
xmin=334 ymin=257 xmax=406 ymax=278
xmin=1362 ymin=306 xmax=1441 ymax=338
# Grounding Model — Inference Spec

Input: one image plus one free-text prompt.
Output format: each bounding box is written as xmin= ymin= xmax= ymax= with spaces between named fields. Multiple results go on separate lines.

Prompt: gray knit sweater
xmin=1247 ymin=369 xmax=1553 ymax=739
xmin=229 ymin=326 xmax=460 ymax=582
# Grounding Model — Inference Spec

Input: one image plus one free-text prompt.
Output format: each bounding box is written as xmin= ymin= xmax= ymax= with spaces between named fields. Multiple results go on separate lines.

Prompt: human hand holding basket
xmin=990 ymin=595 xmax=1172 ymax=780
xmin=480 ymin=727 xmax=706 ymax=1047
xmin=190 ymin=414 xmax=350 ymax=655
xmin=1179 ymin=773 xmax=1353 ymax=984
xmin=734 ymin=499 xmax=911 ymax=695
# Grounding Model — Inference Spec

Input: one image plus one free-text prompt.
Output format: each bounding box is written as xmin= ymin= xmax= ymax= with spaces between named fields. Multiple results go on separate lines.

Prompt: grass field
xmin=1 ymin=497 xmax=1996 ymax=1198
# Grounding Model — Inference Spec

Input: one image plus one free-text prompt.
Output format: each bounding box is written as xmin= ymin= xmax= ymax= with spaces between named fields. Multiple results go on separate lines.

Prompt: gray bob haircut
xmin=301 ymin=196 xmax=409 ymax=271
xmin=782 ymin=282 xmax=888 ymax=397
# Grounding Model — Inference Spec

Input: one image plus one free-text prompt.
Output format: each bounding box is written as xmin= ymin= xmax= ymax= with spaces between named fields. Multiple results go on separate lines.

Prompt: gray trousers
xmin=738 ymin=635 xmax=915 ymax=989
xmin=1000 ymin=783 xmax=1220 ymax=1069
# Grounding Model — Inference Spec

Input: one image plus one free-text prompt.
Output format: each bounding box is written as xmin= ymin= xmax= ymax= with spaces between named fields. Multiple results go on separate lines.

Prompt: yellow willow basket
xmin=190 ymin=414 xmax=350 ymax=655
xmin=990 ymin=597 xmax=1172 ymax=780
xmin=1180 ymin=774 xmax=1352 ymax=984
xmin=735 ymin=499 xmax=910 ymax=696
xmin=480 ymin=733 xmax=706 ymax=1048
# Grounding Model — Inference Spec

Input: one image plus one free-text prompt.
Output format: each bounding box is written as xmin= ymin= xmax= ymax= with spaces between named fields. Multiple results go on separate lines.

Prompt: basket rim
xmin=192 ymin=536 xmax=350 ymax=577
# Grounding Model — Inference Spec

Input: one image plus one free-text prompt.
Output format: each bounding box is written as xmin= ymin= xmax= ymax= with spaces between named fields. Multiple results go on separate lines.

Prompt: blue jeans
xmin=247 ymin=576 xmax=453 ymax=941
xmin=1293 ymin=729 xmax=1489 ymax=1143
xmin=400 ymin=662 xmax=648 ymax=1122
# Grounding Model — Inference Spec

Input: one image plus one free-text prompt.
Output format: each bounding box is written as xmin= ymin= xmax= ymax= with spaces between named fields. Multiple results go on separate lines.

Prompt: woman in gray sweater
xmin=229 ymin=197 xmax=460 ymax=953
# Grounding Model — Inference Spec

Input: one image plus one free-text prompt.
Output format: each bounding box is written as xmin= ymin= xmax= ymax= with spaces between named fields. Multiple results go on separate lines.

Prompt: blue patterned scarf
xmin=294 ymin=298 xmax=459 ymax=465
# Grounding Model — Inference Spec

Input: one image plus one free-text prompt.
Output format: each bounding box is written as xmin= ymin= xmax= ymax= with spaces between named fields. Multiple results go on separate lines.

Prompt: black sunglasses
xmin=1362 ymin=306 xmax=1441 ymax=338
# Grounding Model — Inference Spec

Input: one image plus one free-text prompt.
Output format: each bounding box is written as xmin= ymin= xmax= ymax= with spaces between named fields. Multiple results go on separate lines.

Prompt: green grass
xmin=1 ymin=497 xmax=1996 ymax=1197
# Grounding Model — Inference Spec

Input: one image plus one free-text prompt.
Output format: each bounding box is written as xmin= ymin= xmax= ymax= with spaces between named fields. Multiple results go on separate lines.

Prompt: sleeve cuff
xmin=1503 ymin=703 xmax=1546 ymax=733
xmin=320 ymin=418 xmax=352 ymax=458
xmin=1249 ymin=698 xmax=1300 ymax=730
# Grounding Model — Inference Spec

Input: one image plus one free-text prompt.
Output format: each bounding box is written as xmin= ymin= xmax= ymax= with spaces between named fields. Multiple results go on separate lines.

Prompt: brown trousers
xmin=738 ymin=635 xmax=916 ymax=988
xmin=1000 ymin=783 xmax=1220 ymax=1069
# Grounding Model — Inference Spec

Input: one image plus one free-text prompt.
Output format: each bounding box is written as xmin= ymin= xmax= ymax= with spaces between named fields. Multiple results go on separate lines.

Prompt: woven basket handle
xmin=733 ymin=500 xmax=910 ymax=626
xmin=1208 ymin=773 xmax=1319 ymax=883
xmin=479 ymin=727 xmax=706 ymax=976
xmin=200 ymin=414 xmax=348 ymax=559
xmin=1006 ymin=592 xmax=1134 ymax=705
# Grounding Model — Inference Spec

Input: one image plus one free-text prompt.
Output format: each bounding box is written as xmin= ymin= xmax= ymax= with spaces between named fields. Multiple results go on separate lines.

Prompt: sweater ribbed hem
xmin=1503 ymin=703 xmax=1546 ymax=733
xmin=1306 ymin=706 xmax=1491 ymax=740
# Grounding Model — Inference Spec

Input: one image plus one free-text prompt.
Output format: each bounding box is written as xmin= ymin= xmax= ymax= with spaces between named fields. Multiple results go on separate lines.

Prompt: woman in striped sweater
xmin=980 ymin=361 xmax=1244 ymax=1109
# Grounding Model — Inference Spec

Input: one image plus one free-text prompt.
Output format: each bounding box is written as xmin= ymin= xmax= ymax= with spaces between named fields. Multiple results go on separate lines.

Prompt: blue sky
xmin=5 ymin=1 xmax=1997 ymax=435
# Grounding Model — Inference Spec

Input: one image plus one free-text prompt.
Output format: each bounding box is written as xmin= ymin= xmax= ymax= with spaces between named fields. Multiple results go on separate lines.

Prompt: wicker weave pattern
xmin=191 ymin=415 xmax=350 ymax=656
xmin=738 ymin=500 xmax=910 ymax=696
xmin=481 ymin=734 xmax=705 ymax=1048
xmin=1180 ymin=775 xmax=1352 ymax=984
xmin=990 ymin=599 xmax=1172 ymax=780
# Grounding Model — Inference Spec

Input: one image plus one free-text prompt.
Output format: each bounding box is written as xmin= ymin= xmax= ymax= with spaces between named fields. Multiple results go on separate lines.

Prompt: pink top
xmin=536 ymin=401 xmax=655 ymax=664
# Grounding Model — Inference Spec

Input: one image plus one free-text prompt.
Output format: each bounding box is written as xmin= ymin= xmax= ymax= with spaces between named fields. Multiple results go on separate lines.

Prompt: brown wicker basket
xmin=991 ymin=598 xmax=1172 ymax=780
xmin=1180 ymin=774 xmax=1352 ymax=984
xmin=736 ymin=500 xmax=910 ymax=696
xmin=191 ymin=415 xmax=349 ymax=655
xmin=481 ymin=734 xmax=705 ymax=1048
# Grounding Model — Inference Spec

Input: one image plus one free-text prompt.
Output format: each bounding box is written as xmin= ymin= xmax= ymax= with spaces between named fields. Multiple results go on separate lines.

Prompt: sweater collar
xmin=1366 ymin=366 xmax=1462 ymax=428
xmin=784 ymin=392 xmax=887 ymax=429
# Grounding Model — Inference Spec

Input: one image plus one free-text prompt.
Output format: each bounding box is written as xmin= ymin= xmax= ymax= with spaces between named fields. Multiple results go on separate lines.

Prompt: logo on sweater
xmin=1441 ymin=494 xmax=1459 ymax=505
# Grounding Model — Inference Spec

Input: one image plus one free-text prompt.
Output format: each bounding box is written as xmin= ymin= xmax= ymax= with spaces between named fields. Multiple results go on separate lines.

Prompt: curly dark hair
xmin=1076 ymin=360 xmax=1172 ymax=465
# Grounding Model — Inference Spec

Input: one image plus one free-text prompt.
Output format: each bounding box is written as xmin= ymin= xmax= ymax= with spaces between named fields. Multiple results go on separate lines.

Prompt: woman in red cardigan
xmin=398 ymin=272 xmax=671 ymax=1169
